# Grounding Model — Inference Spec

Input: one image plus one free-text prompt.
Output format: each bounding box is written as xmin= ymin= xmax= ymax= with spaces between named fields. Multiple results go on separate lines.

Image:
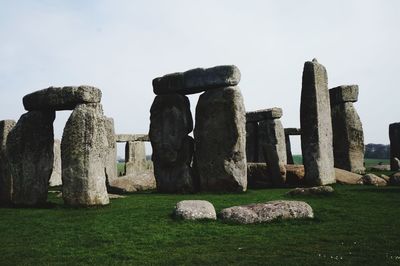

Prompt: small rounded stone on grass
xmin=173 ymin=200 xmax=217 ymax=220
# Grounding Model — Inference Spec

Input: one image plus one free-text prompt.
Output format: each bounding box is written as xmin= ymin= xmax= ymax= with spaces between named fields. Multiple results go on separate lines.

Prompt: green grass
xmin=1 ymin=185 xmax=400 ymax=265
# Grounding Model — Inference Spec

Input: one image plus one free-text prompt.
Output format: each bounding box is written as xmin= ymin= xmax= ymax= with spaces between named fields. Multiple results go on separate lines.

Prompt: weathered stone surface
xmin=286 ymin=186 xmax=334 ymax=196
xmin=362 ymin=174 xmax=387 ymax=186
xmin=153 ymin=65 xmax=241 ymax=95
xmin=49 ymin=139 xmax=62 ymax=187
xmin=380 ymin=174 xmax=391 ymax=183
xmin=0 ymin=120 xmax=16 ymax=204
xmin=258 ymin=117 xmax=287 ymax=166
xmin=104 ymin=117 xmax=117 ymax=181
xmin=173 ymin=200 xmax=217 ymax=220
xmin=284 ymin=128 xmax=301 ymax=165
xmin=247 ymin=163 xmax=271 ymax=188
xmin=149 ymin=94 xmax=195 ymax=193
xmin=246 ymin=108 xmax=282 ymax=123
xmin=107 ymin=171 xmax=156 ymax=193
xmin=329 ymin=85 xmax=359 ymax=104
xmin=335 ymin=168 xmax=363 ymax=185
xmin=284 ymin=128 xmax=301 ymax=136
xmin=125 ymin=141 xmax=147 ymax=175
xmin=246 ymin=122 xmax=258 ymax=162
xmin=370 ymin=165 xmax=391 ymax=171
xmin=23 ymin=86 xmax=102 ymax=111
xmin=194 ymin=86 xmax=247 ymax=192
xmin=300 ymin=59 xmax=335 ymax=185
xmin=263 ymin=143 xmax=286 ymax=185
xmin=285 ymin=164 xmax=306 ymax=186
xmin=389 ymin=172 xmax=400 ymax=186
xmin=330 ymin=86 xmax=365 ymax=174
xmin=390 ymin=123 xmax=400 ymax=171
xmin=116 ymin=134 xmax=149 ymax=143
xmin=219 ymin=200 xmax=313 ymax=224
xmin=6 ymin=111 xmax=55 ymax=205
xmin=61 ymin=103 xmax=109 ymax=206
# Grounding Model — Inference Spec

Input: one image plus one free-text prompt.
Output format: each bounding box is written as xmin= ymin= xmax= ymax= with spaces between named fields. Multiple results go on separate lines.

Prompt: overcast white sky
xmin=1 ymin=0 xmax=399 ymax=156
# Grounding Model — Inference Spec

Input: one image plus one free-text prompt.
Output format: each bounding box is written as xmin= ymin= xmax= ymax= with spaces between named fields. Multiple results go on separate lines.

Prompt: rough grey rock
xmin=153 ymin=65 xmax=241 ymax=95
xmin=286 ymin=186 xmax=334 ymax=196
xmin=194 ymin=86 xmax=247 ymax=192
xmin=390 ymin=123 xmax=400 ymax=171
xmin=300 ymin=59 xmax=335 ymax=185
xmin=6 ymin=111 xmax=55 ymax=206
xmin=246 ymin=108 xmax=282 ymax=123
xmin=104 ymin=117 xmax=117 ymax=181
xmin=116 ymin=134 xmax=149 ymax=142
xmin=335 ymin=168 xmax=363 ymax=185
xmin=247 ymin=163 xmax=271 ymax=188
xmin=362 ymin=173 xmax=387 ymax=186
xmin=257 ymin=117 xmax=287 ymax=166
xmin=246 ymin=121 xmax=258 ymax=163
xmin=389 ymin=172 xmax=400 ymax=186
xmin=380 ymin=174 xmax=391 ymax=183
xmin=370 ymin=165 xmax=391 ymax=171
xmin=107 ymin=171 xmax=156 ymax=193
xmin=23 ymin=86 xmax=102 ymax=111
xmin=61 ymin=103 xmax=109 ymax=206
xmin=263 ymin=143 xmax=286 ymax=186
xmin=284 ymin=128 xmax=301 ymax=165
xmin=149 ymin=94 xmax=195 ymax=193
xmin=173 ymin=200 xmax=217 ymax=220
xmin=219 ymin=200 xmax=314 ymax=224
xmin=330 ymin=85 xmax=365 ymax=174
xmin=125 ymin=141 xmax=147 ymax=175
xmin=0 ymin=120 xmax=16 ymax=204
xmin=49 ymin=139 xmax=62 ymax=187
xmin=284 ymin=128 xmax=301 ymax=136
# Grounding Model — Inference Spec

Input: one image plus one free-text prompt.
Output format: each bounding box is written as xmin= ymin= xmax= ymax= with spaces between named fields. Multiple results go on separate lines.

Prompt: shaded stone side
xmin=0 ymin=120 xmax=16 ymax=204
xmin=49 ymin=139 xmax=62 ymax=187
xmin=300 ymin=59 xmax=335 ymax=185
xmin=61 ymin=103 xmax=109 ymax=206
xmin=104 ymin=117 xmax=117 ymax=181
xmin=149 ymin=94 xmax=194 ymax=193
xmin=6 ymin=111 xmax=55 ymax=206
xmin=194 ymin=86 xmax=247 ymax=192
xmin=285 ymin=134 xmax=294 ymax=164
xmin=390 ymin=123 xmax=400 ymax=171
xmin=331 ymin=101 xmax=365 ymax=173
xmin=257 ymin=118 xmax=287 ymax=165
xmin=125 ymin=141 xmax=146 ymax=175
xmin=246 ymin=122 xmax=258 ymax=162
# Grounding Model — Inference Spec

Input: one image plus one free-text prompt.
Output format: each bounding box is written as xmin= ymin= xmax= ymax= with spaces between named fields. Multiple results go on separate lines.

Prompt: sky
xmin=1 ymin=0 xmax=399 ymax=157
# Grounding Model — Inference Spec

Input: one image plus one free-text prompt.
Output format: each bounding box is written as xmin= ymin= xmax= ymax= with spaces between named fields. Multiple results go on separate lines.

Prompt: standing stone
xmin=263 ymin=144 xmax=286 ymax=185
xmin=149 ymin=94 xmax=194 ymax=193
xmin=61 ymin=103 xmax=109 ymax=206
xmin=284 ymin=128 xmax=301 ymax=165
xmin=125 ymin=141 xmax=147 ymax=175
xmin=49 ymin=139 xmax=62 ymax=187
xmin=6 ymin=111 xmax=55 ymax=205
xmin=390 ymin=123 xmax=400 ymax=171
xmin=194 ymin=86 xmax=247 ymax=192
xmin=330 ymin=85 xmax=365 ymax=173
xmin=104 ymin=117 xmax=117 ymax=181
xmin=300 ymin=59 xmax=335 ymax=185
xmin=0 ymin=120 xmax=16 ymax=204
xmin=245 ymin=121 xmax=258 ymax=162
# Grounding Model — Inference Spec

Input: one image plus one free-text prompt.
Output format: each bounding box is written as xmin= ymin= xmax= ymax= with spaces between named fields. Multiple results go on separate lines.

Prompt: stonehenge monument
xmin=330 ymin=85 xmax=365 ymax=173
xmin=115 ymin=134 xmax=150 ymax=176
xmin=0 ymin=120 xmax=16 ymax=204
xmin=150 ymin=65 xmax=247 ymax=192
xmin=300 ymin=59 xmax=335 ymax=185
xmin=284 ymin=128 xmax=301 ymax=164
xmin=389 ymin=123 xmax=400 ymax=171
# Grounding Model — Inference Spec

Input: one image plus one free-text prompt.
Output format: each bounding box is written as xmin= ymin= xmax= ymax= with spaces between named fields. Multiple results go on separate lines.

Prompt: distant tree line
xmin=364 ymin=143 xmax=390 ymax=159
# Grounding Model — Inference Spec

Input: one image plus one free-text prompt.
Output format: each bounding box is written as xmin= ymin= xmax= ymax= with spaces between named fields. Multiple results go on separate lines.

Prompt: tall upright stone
xmin=0 ymin=120 xmax=16 ymax=204
xmin=49 ymin=139 xmax=62 ymax=187
xmin=6 ymin=112 xmax=55 ymax=205
xmin=104 ymin=117 xmax=117 ymax=181
xmin=125 ymin=141 xmax=147 ymax=175
xmin=300 ymin=59 xmax=335 ymax=185
xmin=330 ymin=85 xmax=365 ymax=173
xmin=284 ymin=128 xmax=301 ymax=165
xmin=245 ymin=121 xmax=258 ymax=162
xmin=389 ymin=123 xmax=400 ymax=171
xmin=61 ymin=103 xmax=109 ymax=206
xmin=194 ymin=86 xmax=247 ymax=192
xmin=149 ymin=94 xmax=195 ymax=193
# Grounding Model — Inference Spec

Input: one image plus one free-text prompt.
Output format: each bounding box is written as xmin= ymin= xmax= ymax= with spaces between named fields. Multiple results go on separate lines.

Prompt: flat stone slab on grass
xmin=219 ymin=200 xmax=313 ymax=224
xmin=362 ymin=174 xmax=387 ymax=186
xmin=23 ymin=86 xmax=102 ymax=111
xmin=335 ymin=168 xmax=363 ymax=185
xmin=153 ymin=65 xmax=241 ymax=95
xmin=286 ymin=186 xmax=334 ymax=196
xmin=173 ymin=200 xmax=217 ymax=220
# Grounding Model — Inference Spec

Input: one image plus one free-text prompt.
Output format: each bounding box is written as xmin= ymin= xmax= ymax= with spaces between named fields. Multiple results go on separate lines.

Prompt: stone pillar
xmin=104 ymin=117 xmax=117 ymax=181
xmin=194 ymin=86 xmax=247 ymax=192
xmin=284 ymin=128 xmax=301 ymax=165
xmin=330 ymin=85 xmax=365 ymax=173
xmin=300 ymin=58 xmax=335 ymax=185
xmin=389 ymin=123 xmax=400 ymax=171
xmin=125 ymin=141 xmax=146 ymax=175
xmin=62 ymin=103 xmax=109 ymax=206
xmin=49 ymin=139 xmax=62 ymax=187
xmin=6 ymin=111 xmax=55 ymax=206
xmin=0 ymin=120 xmax=16 ymax=204
xmin=245 ymin=121 xmax=258 ymax=162
xmin=149 ymin=94 xmax=194 ymax=193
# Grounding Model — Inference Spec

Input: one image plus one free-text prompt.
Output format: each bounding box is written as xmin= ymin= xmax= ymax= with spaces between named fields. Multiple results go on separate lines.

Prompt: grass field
xmin=1 ymin=185 xmax=400 ymax=265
